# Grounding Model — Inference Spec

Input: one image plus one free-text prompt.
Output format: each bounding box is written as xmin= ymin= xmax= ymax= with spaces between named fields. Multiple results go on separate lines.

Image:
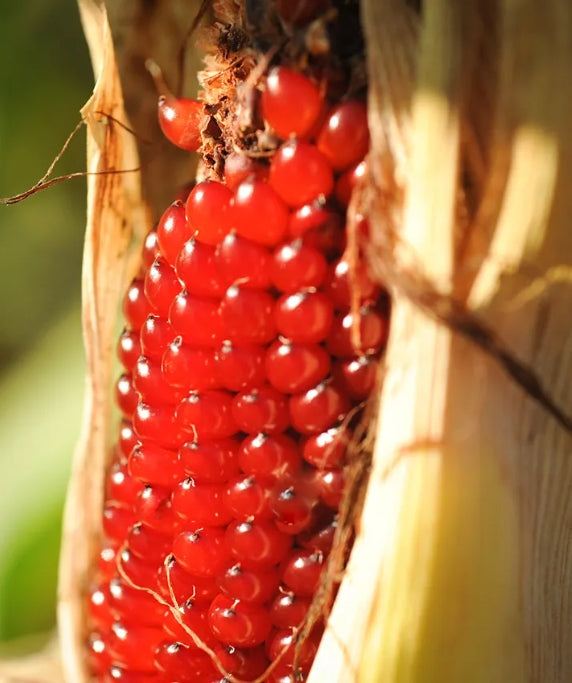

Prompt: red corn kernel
xmin=269 ymin=141 xmax=334 ymax=208
xmin=132 ymin=356 xmax=186 ymax=405
xmin=316 ymin=100 xmax=369 ymax=171
xmin=265 ymin=340 xmax=331 ymax=394
xmin=301 ymin=426 xmax=348 ymax=469
xmin=220 ymin=285 xmax=277 ymax=345
xmin=334 ymin=354 xmax=377 ymax=399
xmin=177 ymin=390 xmax=237 ymax=439
xmin=87 ymin=631 xmax=111 ymax=675
xmin=301 ymin=217 xmax=346 ymax=259
xmin=211 ymin=643 xmax=269 ymax=679
xmin=117 ymin=329 xmax=141 ymax=372
xmin=156 ymin=201 xmax=190 ymax=267
xmin=208 ymin=594 xmax=272 ymax=647
xmin=142 ymin=231 xmax=160 ymax=271
xmin=123 ymin=280 xmax=152 ymax=331
xmin=224 ymin=151 xmax=269 ymax=190
xmin=271 ymin=482 xmax=316 ymax=535
xmin=161 ymin=598 xmax=216 ymax=643
xmin=106 ymin=459 xmax=143 ymax=507
xmin=154 ymin=641 xmax=218 ymax=681
xmin=169 ymin=292 xmax=223 ymax=347
xmin=140 ymin=315 xmax=174 ymax=362
xmin=89 ymin=583 xmax=113 ymax=629
xmin=104 ymin=552 xmax=160 ymax=602
xmin=238 ymin=433 xmax=301 ymax=478
xmin=215 ymin=341 xmax=266 ymax=392
xmin=324 ymin=257 xmax=380 ymax=309
xmin=157 ymin=96 xmax=203 ymax=151
xmin=297 ymin=509 xmax=338 ymax=554
xmin=126 ymin=523 xmax=172 ymax=563
xmin=118 ymin=421 xmax=139 ymax=460
xmin=157 ymin=560 xmax=218 ymax=605
xmin=271 ymin=240 xmax=328 ymax=293
xmin=217 ymin=562 xmax=280 ymax=603
xmin=335 ymin=159 xmax=367 ymax=207
xmin=108 ymin=577 xmax=166 ymax=627
xmin=281 ymin=549 xmax=325 ymax=597
xmin=108 ymin=622 xmax=164 ymax=673
xmin=179 ymin=438 xmax=240 ymax=484
xmin=117 ymin=547 xmax=159 ymax=590
xmin=102 ymin=503 xmax=137 ymax=543
xmin=216 ymin=232 xmax=272 ymax=289
xmin=326 ymin=305 xmax=388 ymax=358
xmin=97 ymin=544 xmax=119 ymax=581
xmin=231 ymin=385 xmax=290 ymax=434
xmin=314 ymin=468 xmax=345 ymax=509
xmin=224 ymin=475 xmax=274 ymax=520
xmin=225 ymin=519 xmax=292 ymax=567
xmin=175 ymin=238 xmax=225 ymax=298
xmin=269 ymin=592 xmax=311 ymax=629
xmin=172 ymin=479 xmax=233 ymax=526
xmin=172 ymin=527 xmax=229 ymax=578
xmin=144 ymin=258 xmax=182 ymax=318
xmin=232 ymin=179 xmax=289 ymax=246
xmin=288 ymin=201 xmax=341 ymax=239
xmin=289 ymin=381 xmax=350 ymax=434
xmin=128 ymin=442 xmax=183 ymax=487
xmin=161 ymin=339 xmax=218 ymax=392
xmin=274 ymin=289 xmax=334 ymax=344
xmin=115 ymin=374 xmax=138 ymax=417
xmin=262 ymin=67 xmax=322 ymax=139
xmin=133 ymin=402 xmax=183 ymax=449
xmin=185 ymin=181 xmax=233 ymax=246
xmin=135 ymin=485 xmax=177 ymax=534
xmin=267 ymin=627 xmax=321 ymax=675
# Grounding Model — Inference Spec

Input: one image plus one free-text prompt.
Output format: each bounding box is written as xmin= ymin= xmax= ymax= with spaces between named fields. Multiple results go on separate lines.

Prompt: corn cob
xmin=74 ymin=2 xmax=387 ymax=681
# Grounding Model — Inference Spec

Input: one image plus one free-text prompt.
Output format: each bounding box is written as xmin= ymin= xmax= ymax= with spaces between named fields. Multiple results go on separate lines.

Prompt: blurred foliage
xmin=0 ymin=0 xmax=91 ymax=367
xmin=0 ymin=0 xmax=93 ymax=650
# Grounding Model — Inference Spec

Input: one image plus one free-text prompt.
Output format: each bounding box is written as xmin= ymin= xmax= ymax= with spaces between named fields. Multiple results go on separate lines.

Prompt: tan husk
xmin=57 ymin=2 xmax=151 ymax=681
xmin=310 ymin=1 xmax=572 ymax=682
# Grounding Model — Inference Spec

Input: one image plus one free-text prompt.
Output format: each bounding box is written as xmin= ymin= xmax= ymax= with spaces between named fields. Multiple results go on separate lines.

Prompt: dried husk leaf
xmin=311 ymin=1 xmax=572 ymax=682
xmin=57 ymin=1 xmax=150 ymax=681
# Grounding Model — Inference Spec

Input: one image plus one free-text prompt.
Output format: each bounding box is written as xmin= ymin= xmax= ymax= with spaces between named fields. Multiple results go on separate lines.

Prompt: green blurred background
xmin=0 ymin=0 xmax=93 ymax=655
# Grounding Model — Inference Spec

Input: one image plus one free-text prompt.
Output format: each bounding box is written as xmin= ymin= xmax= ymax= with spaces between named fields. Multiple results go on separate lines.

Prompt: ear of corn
xmin=61 ymin=1 xmax=388 ymax=681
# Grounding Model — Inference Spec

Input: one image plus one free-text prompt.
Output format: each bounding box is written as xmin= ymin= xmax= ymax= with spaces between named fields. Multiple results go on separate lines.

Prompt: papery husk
xmin=57 ymin=1 xmax=151 ymax=681
xmin=310 ymin=1 xmax=572 ymax=682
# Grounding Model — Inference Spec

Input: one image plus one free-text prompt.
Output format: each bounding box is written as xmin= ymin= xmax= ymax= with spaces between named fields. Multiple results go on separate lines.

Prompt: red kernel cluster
xmin=89 ymin=65 xmax=386 ymax=683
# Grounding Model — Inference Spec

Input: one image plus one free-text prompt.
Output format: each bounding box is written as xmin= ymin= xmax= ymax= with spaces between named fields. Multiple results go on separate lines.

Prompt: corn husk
xmin=309 ymin=1 xmax=572 ymax=682
xmin=57 ymin=1 xmax=149 ymax=680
